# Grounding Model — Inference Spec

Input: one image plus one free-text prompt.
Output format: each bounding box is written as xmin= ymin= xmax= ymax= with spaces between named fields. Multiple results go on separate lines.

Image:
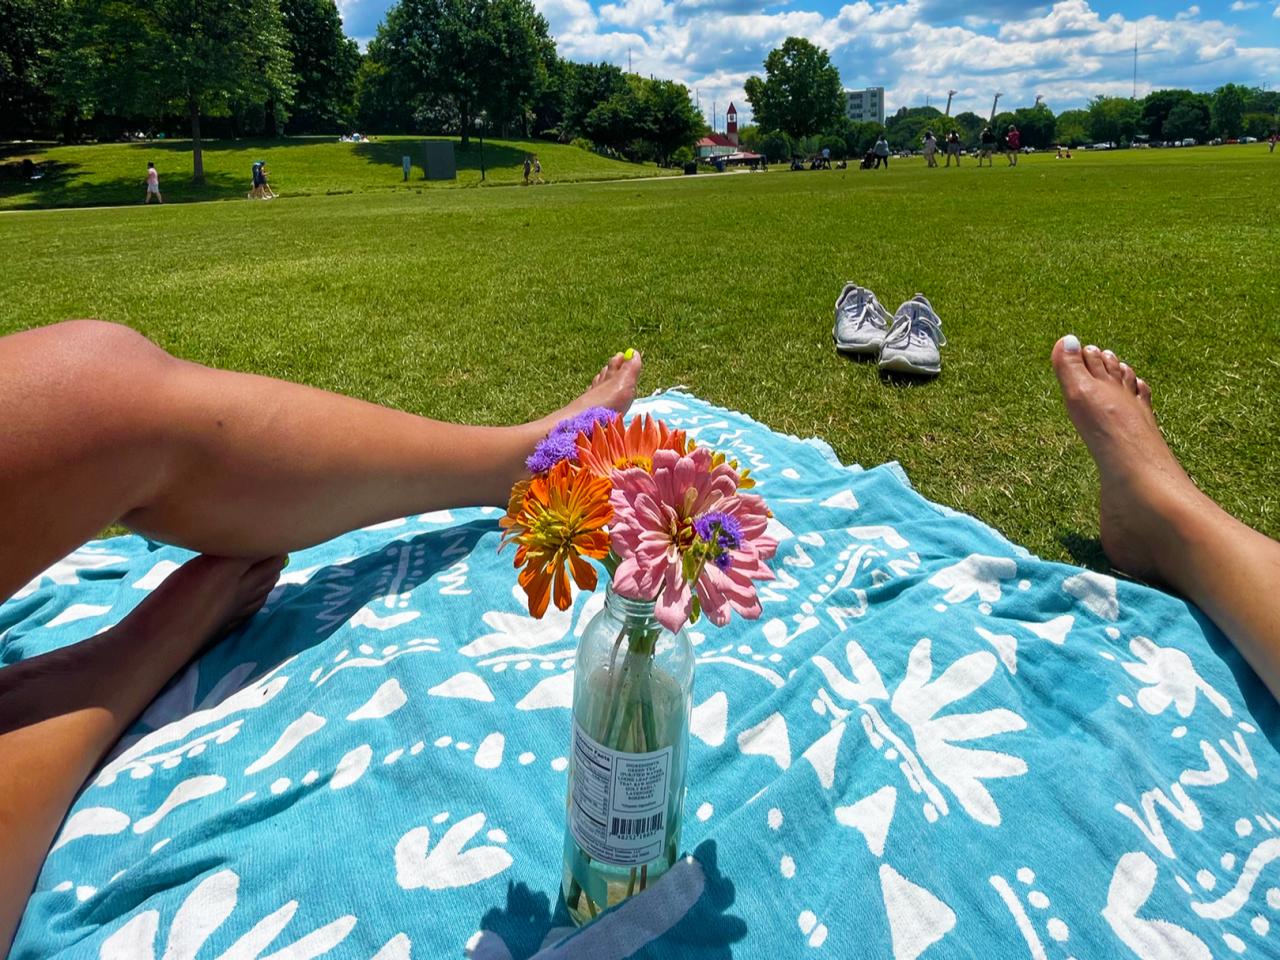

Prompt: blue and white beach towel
xmin=4 ymin=391 xmax=1278 ymax=960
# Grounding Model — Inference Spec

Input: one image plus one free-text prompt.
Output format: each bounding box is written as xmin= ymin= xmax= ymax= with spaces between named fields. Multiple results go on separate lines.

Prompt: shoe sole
xmin=878 ymin=353 xmax=941 ymax=375
xmin=834 ymin=337 xmax=883 ymax=355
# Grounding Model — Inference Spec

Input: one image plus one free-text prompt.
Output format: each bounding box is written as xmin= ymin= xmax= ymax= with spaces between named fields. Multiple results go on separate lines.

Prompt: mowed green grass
xmin=2 ymin=145 xmax=1277 ymax=566
xmin=0 ymin=135 xmax=672 ymax=210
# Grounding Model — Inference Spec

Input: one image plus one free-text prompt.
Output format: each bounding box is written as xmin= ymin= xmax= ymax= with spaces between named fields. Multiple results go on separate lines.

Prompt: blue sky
xmin=336 ymin=0 xmax=1280 ymax=126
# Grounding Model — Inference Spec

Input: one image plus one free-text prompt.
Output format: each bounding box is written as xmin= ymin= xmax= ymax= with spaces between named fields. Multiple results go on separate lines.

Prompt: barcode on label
xmin=610 ymin=812 xmax=664 ymax=838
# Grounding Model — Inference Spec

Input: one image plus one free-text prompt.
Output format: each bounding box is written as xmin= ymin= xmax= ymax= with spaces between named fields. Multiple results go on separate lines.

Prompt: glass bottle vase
xmin=560 ymin=583 xmax=694 ymax=924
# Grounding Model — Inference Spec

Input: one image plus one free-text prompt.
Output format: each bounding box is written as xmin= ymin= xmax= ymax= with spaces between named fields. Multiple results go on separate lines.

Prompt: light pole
xmin=475 ymin=112 xmax=486 ymax=182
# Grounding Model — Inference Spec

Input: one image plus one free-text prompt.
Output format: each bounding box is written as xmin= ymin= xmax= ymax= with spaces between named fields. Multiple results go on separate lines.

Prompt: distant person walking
xmin=1270 ymin=132 xmax=1277 ymax=154
xmin=945 ymin=131 xmax=962 ymax=166
xmin=978 ymin=126 xmax=996 ymax=167
xmin=1006 ymin=125 xmax=1021 ymax=166
xmin=144 ymin=162 xmax=162 ymax=204
xmin=533 ymin=156 xmax=543 ymax=184
xmin=873 ymin=135 xmax=890 ymax=170
xmin=923 ymin=131 xmax=938 ymax=167
xmin=523 ymin=157 xmax=532 ymax=184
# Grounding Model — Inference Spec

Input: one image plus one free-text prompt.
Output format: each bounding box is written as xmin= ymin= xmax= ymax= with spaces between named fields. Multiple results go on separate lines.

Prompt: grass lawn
xmin=1 ymin=145 xmax=1277 ymax=566
xmin=0 ymin=135 xmax=673 ymax=210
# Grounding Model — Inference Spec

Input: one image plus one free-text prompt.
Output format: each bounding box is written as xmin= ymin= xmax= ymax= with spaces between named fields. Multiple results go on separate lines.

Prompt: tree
xmin=953 ymin=111 xmax=984 ymax=147
xmin=1054 ymin=109 xmax=1089 ymax=146
xmin=759 ymin=130 xmax=792 ymax=162
xmin=1086 ymin=96 xmax=1140 ymax=144
xmin=280 ymin=0 xmax=359 ymax=133
xmin=743 ymin=37 xmax=843 ymax=141
xmin=1165 ymin=96 xmax=1211 ymax=143
xmin=366 ymin=0 xmax=553 ymax=145
xmin=1009 ymin=104 xmax=1055 ymax=149
xmin=1140 ymin=88 xmax=1194 ymax=142
xmin=1211 ymin=83 xmax=1247 ymax=139
xmin=63 ymin=0 xmax=294 ymax=182
xmin=640 ymin=79 xmax=702 ymax=165
xmin=0 ymin=0 xmax=68 ymax=138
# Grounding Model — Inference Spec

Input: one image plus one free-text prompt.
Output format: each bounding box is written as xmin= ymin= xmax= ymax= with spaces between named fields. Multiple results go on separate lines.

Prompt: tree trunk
xmin=190 ymin=100 xmax=205 ymax=184
xmin=460 ymin=103 xmax=471 ymax=146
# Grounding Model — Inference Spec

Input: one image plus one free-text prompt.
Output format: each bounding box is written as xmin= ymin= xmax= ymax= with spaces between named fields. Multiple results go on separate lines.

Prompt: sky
xmin=335 ymin=0 xmax=1280 ymax=127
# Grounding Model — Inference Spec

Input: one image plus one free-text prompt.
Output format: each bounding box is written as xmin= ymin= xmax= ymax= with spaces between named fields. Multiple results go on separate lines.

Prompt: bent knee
xmin=41 ymin=319 xmax=172 ymax=369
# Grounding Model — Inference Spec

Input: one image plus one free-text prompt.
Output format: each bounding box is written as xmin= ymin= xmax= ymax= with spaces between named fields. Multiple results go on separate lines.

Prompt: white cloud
xmin=531 ymin=0 xmax=1280 ymax=128
xmin=1229 ymin=1 xmax=1258 ymax=10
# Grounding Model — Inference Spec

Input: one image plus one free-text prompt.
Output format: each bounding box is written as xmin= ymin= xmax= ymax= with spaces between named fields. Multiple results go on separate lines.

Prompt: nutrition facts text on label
xmin=569 ymin=718 xmax=673 ymax=866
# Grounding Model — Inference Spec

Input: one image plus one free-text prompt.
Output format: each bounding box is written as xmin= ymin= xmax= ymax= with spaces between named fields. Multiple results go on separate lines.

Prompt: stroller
xmin=859 ymin=150 xmax=876 ymax=170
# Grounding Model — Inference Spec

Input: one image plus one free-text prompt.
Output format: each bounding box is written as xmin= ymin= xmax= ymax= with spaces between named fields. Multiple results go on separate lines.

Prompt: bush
xmin=671 ymin=146 xmax=694 ymax=167
xmin=570 ymin=137 xmax=595 ymax=152
xmin=819 ymin=135 xmax=845 ymax=160
xmin=760 ymin=131 xmax=792 ymax=162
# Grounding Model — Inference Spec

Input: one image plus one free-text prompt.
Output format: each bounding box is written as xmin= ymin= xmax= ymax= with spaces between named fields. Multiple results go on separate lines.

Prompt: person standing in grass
xmin=1006 ymin=125 xmax=1021 ymax=166
xmin=523 ymin=157 xmax=532 ymax=184
xmin=873 ymin=135 xmax=890 ymax=169
xmin=1270 ymin=132 xmax=1277 ymax=154
xmin=978 ymin=126 xmax=996 ymax=167
xmin=533 ymin=156 xmax=543 ymax=184
xmin=144 ymin=162 xmax=162 ymax=204
xmin=945 ymin=130 xmax=962 ymax=166
xmin=923 ymin=131 xmax=938 ymax=167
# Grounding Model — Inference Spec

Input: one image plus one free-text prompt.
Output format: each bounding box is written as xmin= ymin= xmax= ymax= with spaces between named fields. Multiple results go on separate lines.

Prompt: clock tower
xmin=726 ymin=103 xmax=738 ymax=147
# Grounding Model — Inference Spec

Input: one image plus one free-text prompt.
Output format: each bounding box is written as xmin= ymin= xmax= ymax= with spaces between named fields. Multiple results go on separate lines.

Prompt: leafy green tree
xmin=1140 ymin=88 xmax=1193 ymax=142
xmin=1053 ymin=109 xmax=1089 ymax=146
xmin=1242 ymin=112 xmax=1276 ymax=139
xmin=364 ymin=0 xmax=553 ymax=144
xmin=759 ymin=130 xmax=792 ymax=162
xmin=843 ymin=120 xmax=881 ymax=155
xmin=0 ymin=0 xmax=69 ymax=138
xmin=743 ymin=37 xmax=843 ymax=141
xmin=640 ymin=78 xmax=702 ymax=164
xmin=354 ymin=43 xmax=412 ymax=132
xmin=563 ymin=61 xmax=626 ymax=137
xmin=1211 ymin=83 xmax=1247 ymax=138
xmin=953 ymin=111 xmax=983 ymax=147
xmin=1008 ymin=104 xmax=1055 ymax=149
xmin=1086 ymin=96 xmax=1140 ymax=144
xmin=1165 ymin=96 xmax=1211 ymax=142
xmin=62 ymin=0 xmax=294 ymax=182
xmin=280 ymin=0 xmax=360 ymax=133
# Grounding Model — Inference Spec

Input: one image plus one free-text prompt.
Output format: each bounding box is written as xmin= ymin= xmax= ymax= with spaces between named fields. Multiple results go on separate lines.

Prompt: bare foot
xmin=142 ymin=554 xmax=286 ymax=653
xmin=532 ymin=350 xmax=643 ymax=433
xmin=1051 ymin=335 xmax=1209 ymax=584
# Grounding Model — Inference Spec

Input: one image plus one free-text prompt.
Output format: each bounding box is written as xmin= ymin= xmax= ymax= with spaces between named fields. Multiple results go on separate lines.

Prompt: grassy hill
xmin=0 ymin=135 xmax=673 ymax=210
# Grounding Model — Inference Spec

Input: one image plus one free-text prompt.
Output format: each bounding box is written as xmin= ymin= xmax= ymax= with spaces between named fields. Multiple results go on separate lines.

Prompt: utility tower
xmin=989 ymin=92 xmax=1003 ymax=124
xmin=944 ymin=89 xmax=957 ymax=117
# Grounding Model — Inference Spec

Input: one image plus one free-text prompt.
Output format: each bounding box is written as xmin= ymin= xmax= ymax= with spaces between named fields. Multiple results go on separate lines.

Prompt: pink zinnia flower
xmin=610 ymin=447 xmax=777 ymax=632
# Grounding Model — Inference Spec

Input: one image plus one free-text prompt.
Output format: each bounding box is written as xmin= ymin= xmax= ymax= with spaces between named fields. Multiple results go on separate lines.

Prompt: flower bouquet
xmin=500 ymin=405 xmax=778 ymax=923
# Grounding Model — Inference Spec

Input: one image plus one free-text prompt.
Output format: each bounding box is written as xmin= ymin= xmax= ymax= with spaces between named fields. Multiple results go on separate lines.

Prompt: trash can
xmin=683 ymin=161 xmax=697 ymax=175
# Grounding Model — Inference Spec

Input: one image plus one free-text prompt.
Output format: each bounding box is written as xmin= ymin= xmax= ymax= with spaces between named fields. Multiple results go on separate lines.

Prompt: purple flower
xmin=526 ymin=431 xmax=579 ymax=473
xmin=525 ymin=407 xmax=619 ymax=474
xmin=693 ymin=511 xmax=744 ymax=566
xmin=551 ymin=407 xmax=618 ymax=439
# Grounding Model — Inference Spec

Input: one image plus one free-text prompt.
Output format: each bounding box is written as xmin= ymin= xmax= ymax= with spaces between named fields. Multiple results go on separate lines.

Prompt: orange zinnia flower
xmin=575 ymin=413 xmax=690 ymax=478
xmin=499 ymin=460 xmax=613 ymax=617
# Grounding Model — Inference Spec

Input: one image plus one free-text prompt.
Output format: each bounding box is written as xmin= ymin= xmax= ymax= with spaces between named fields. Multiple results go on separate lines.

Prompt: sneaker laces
xmin=839 ymin=290 xmax=888 ymax=330
xmin=884 ymin=302 xmax=946 ymax=350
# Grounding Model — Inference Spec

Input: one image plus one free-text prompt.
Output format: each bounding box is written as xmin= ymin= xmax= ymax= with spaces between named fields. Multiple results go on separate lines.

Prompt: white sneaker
xmin=878 ymin=295 xmax=946 ymax=376
xmin=833 ymin=283 xmax=892 ymax=355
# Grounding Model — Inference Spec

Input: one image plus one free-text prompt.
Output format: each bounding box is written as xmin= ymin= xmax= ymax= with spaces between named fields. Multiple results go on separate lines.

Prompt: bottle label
xmin=569 ymin=717 xmax=672 ymax=866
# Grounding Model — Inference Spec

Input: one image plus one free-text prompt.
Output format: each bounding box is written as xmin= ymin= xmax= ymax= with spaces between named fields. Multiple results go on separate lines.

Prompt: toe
xmin=1100 ymin=349 xmax=1122 ymax=380
xmin=1119 ymin=362 xmax=1138 ymax=394
xmin=1082 ymin=343 xmax=1108 ymax=379
xmin=1136 ymin=378 xmax=1152 ymax=407
xmin=1051 ymin=335 xmax=1092 ymax=396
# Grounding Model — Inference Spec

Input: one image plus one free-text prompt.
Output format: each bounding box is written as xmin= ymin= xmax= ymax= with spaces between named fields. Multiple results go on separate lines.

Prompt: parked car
xmin=1179 ymin=138 xmax=1197 ymax=147
xmin=1090 ymin=142 xmax=1114 ymax=150
xmin=1241 ymin=136 xmax=1258 ymax=144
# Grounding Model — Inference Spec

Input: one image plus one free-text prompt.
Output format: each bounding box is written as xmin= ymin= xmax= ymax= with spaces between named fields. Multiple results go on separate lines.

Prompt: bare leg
xmin=0 ymin=321 xmax=641 ymax=601
xmin=0 ymin=554 xmax=284 ymax=953
xmin=1052 ymin=335 xmax=1280 ymax=700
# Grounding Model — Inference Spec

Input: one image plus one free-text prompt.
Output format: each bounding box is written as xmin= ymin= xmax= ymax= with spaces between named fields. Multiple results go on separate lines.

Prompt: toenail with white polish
xmin=1085 ymin=344 xmax=1099 ymax=353
xmin=1062 ymin=334 xmax=1081 ymax=353
xmin=1103 ymin=350 xmax=1116 ymax=358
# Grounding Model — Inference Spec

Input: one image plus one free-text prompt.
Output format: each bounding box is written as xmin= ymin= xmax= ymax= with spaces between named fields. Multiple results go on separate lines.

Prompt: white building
xmin=845 ymin=87 xmax=885 ymax=125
